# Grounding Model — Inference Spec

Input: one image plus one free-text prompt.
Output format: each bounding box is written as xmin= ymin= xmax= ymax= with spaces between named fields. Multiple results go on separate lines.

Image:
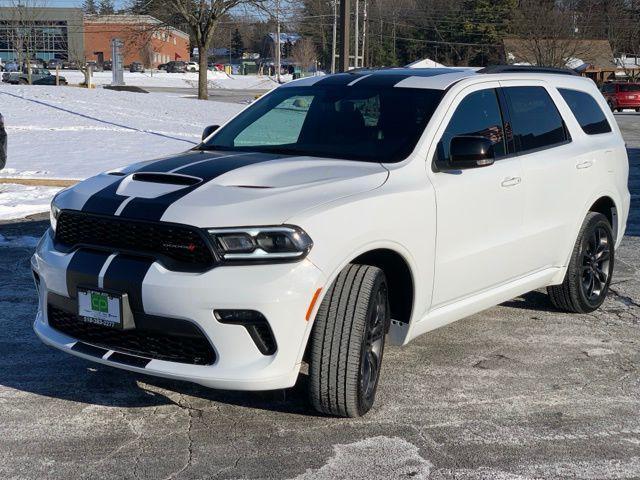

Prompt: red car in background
xmin=601 ymin=82 xmax=640 ymax=112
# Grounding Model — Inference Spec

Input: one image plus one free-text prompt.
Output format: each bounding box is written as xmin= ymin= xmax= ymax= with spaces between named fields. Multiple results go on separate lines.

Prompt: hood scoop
xmin=132 ymin=172 xmax=202 ymax=186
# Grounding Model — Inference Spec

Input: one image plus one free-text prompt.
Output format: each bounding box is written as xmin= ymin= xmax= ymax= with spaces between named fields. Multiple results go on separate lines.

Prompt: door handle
xmin=576 ymin=160 xmax=594 ymax=169
xmin=501 ymin=176 xmax=521 ymax=187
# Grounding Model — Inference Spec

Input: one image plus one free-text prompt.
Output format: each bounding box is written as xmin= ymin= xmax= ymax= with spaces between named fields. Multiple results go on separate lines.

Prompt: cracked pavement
xmin=0 ymin=114 xmax=639 ymax=479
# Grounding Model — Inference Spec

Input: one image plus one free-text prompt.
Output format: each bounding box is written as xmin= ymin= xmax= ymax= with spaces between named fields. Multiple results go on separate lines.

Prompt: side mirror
xmin=202 ymin=124 xmax=219 ymax=141
xmin=448 ymin=136 xmax=495 ymax=169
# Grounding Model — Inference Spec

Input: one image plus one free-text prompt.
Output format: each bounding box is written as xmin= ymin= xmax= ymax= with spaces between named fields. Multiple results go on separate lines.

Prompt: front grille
xmin=48 ymin=305 xmax=216 ymax=366
xmin=55 ymin=210 xmax=216 ymax=272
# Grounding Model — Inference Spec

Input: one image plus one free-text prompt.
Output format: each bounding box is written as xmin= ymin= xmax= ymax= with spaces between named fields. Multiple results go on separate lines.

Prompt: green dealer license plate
xmin=77 ymin=288 xmax=123 ymax=328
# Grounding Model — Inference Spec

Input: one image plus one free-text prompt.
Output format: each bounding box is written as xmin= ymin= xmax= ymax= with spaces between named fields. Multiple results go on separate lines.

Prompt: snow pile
xmin=0 ymin=183 xmax=61 ymax=221
xmin=60 ymin=70 xmax=284 ymax=90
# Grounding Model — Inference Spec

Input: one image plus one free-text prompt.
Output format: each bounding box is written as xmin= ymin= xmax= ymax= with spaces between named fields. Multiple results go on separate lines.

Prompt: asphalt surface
xmin=1 ymin=114 xmax=639 ymax=479
xmin=144 ymin=87 xmax=267 ymax=104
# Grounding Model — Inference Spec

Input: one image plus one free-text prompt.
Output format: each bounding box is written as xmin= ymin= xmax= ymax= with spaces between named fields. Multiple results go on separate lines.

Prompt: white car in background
xmin=186 ymin=61 xmax=199 ymax=72
xmin=32 ymin=66 xmax=630 ymax=417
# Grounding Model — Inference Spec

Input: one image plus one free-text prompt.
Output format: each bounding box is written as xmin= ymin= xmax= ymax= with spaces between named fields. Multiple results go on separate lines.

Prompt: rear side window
xmin=558 ymin=88 xmax=612 ymax=135
xmin=503 ymin=86 xmax=568 ymax=153
xmin=619 ymin=84 xmax=640 ymax=92
xmin=436 ymin=89 xmax=507 ymax=165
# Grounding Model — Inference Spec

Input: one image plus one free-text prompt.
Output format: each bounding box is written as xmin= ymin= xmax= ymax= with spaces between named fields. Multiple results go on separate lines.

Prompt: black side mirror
xmin=202 ymin=125 xmax=219 ymax=141
xmin=449 ymin=136 xmax=495 ymax=169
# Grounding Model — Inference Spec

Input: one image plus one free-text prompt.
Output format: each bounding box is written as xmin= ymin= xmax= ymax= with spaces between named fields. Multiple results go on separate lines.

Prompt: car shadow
xmin=0 ymin=217 xmax=320 ymax=416
xmin=500 ymin=290 xmax=561 ymax=313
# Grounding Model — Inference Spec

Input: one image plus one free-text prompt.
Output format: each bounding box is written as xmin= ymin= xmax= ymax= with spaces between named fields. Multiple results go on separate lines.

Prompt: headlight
xmin=207 ymin=226 xmax=313 ymax=263
xmin=50 ymin=202 xmax=61 ymax=232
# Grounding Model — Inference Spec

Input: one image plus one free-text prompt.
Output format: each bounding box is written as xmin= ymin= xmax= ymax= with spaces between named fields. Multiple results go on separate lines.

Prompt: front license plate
xmin=78 ymin=288 xmax=122 ymax=328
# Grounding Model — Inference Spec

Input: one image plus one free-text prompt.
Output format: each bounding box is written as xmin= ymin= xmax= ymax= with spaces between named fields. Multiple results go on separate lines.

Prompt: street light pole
xmin=331 ymin=0 xmax=337 ymax=73
xmin=338 ymin=0 xmax=350 ymax=72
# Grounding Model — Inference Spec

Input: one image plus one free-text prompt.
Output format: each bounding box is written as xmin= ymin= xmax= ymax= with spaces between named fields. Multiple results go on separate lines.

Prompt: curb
xmin=0 ymin=178 xmax=78 ymax=187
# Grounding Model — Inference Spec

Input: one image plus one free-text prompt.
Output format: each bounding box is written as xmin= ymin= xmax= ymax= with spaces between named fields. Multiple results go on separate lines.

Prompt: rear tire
xmin=547 ymin=212 xmax=614 ymax=313
xmin=309 ymin=264 xmax=390 ymax=417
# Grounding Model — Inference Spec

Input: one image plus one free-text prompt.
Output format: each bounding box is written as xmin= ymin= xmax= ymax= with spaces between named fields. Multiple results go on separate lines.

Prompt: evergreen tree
xmin=82 ymin=0 xmax=98 ymax=14
xmin=231 ymin=28 xmax=245 ymax=57
xmin=98 ymin=0 xmax=115 ymax=15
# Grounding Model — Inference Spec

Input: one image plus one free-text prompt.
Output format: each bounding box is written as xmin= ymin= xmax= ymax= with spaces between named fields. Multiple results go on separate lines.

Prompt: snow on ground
xmin=0 ymin=183 xmax=62 ymax=221
xmin=0 ymin=85 xmax=244 ymax=179
xmin=61 ymin=70 xmax=289 ymax=90
xmin=0 ymin=84 xmax=245 ymax=220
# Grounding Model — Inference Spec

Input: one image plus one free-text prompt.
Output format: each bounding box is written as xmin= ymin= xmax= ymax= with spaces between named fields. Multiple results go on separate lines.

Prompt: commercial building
xmin=0 ymin=8 xmax=190 ymax=67
xmin=84 ymin=15 xmax=190 ymax=67
xmin=0 ymin=7 xmax=84 ymax=63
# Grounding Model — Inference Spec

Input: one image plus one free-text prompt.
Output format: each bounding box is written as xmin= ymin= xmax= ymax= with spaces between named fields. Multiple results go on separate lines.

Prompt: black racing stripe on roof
xmin=355 ymin=74 xmax=411 ymax=88
xmin=118 ymin=152 xmax=287 ymax=221
xmin=314 ymin=73 xmax=361 ymax=86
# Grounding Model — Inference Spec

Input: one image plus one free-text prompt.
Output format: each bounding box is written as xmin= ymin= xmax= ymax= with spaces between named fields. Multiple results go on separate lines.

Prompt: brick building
xmin=84 ymin=15 xmax=190 ymax=67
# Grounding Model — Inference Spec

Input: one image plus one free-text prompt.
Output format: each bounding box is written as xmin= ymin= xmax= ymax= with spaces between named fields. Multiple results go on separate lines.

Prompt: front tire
xmin=309 ymin=264 xmax=390 ymax=417
xmin=548 ymin=212 xmax=614 ymax=313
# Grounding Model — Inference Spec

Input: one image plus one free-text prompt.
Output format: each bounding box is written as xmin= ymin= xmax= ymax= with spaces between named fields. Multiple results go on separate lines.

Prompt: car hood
xmin=59 ymin=150 xmax=389 ymax=227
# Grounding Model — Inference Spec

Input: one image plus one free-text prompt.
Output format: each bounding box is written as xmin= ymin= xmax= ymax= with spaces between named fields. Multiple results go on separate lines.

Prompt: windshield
xmin=620 ymin=84 xmax=640 ymax=92
xmin=202 ymin=85 xmax=444 ymax=163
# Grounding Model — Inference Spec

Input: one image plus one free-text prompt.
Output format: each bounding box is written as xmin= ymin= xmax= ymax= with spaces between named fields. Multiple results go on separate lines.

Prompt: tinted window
xmin=504 ymin=87 xmax=568 ymax=153
xmin=602 ymin=84 xmax=615 ymax=94
xmin=559 ymin=88 xmax=612 ymax=135
xmin=437 ymin=89 xmax=506 ymax=165
xmin=205 ymin=86 xmax=444 ymax=163
xmin=619 ymin=84 xmax=640 ymax=92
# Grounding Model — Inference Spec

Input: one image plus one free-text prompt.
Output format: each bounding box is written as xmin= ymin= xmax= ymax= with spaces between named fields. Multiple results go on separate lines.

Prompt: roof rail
xmin=478 ymin=65 xmax=580 ymax=76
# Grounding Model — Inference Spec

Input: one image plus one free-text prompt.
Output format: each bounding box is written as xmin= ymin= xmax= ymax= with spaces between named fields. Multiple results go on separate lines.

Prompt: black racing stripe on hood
xmin=102 ymin=255 xmax=154 ymax=314
xmin=66 ymin=249 xmax=112 ymax=299
xmin=80 ymin=151 xmax=242 ymax=216
xmin=118 ymin=152 xmax=286 ymax=221
xmin=128 ymin=150 xmax=231 ymax=174
xmin=81 ymin=177 xmax=128 ymax=216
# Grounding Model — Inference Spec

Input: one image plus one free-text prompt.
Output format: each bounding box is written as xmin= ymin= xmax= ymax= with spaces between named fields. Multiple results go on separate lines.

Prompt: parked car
xmin=103 ymin=60 xmax=112 ymax=71
xmin=62 ymin=60 xmax=79 ymax=70
xmin=165 ymin=60 xmax=186 ymax=73
xmin=157 ymin=63 xmax=167 ymax=71
xmin=601 ymin=82 xmax=640 ymax=112
xmin=186 ymin=61 xmax=199 ymax=72
xmin=0 ymin=112 xmax=6 ymax=170
xmin=4 ymin=61 xmax=19 ymax=72
xmin=5 ymin=68 xmax=66 ymax=85
xmin=34 ymin=67 xmax=630 ymax=417
xmin=46 ymin=58 xmax=63 ymax=70
xmin=129 ymin=62 xmax=145 ymax=73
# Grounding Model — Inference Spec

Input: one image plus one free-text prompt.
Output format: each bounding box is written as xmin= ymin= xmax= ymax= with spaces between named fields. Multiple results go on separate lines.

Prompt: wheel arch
xmin=351 ymin=248 xmax=415 ymax=325
xmin=301 ymin=244 xmax=418 ymax=362
xmin=588 ymin=195 xmax=618 ymax=242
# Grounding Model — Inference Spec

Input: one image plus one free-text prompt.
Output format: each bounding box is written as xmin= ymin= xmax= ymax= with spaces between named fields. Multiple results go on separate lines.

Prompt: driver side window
xmin=436 ymin=89 xmax=507 ymax=167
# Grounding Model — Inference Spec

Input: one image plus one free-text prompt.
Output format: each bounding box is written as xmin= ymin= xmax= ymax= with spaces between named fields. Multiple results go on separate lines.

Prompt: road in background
xmin=144 ymin=87 xmax=269 ymax=105
xmin=0 ymin=114 xmax=638 ymax=480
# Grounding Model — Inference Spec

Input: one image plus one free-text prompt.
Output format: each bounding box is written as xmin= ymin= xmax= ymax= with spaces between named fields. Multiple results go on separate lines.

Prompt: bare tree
xmin=291 ymin=37 xmax=316 ymax=71
xmin=511 ymin=0 xmax=592 ymax=67
xmin=9 ymin=0 xmax=48 ymax=84
xmin=166 ymin=0 xmax=266 ymax=100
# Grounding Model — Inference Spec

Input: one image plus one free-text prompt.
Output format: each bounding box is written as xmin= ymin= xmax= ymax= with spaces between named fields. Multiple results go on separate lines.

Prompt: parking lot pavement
xmin=1 ymin=116 xmax=639 ymax=480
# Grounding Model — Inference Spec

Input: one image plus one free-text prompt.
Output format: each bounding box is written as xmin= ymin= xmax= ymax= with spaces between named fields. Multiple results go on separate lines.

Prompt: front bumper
xmin=32 ymin=231 xmax=326 ymax=391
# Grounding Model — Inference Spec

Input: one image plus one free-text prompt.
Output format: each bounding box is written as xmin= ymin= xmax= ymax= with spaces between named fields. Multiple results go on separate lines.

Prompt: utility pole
xmin=275 ymin=0 xmax=282 ymax=82
xmin=331 ymin=0 xmax=337 ymax=73
xmin=361 ymin=0 xmax=368 ymax=68
xmin=354 ymin=0 xmax=359 ymax=69
xmin=338 ymin=0 xmax=350 ymax=72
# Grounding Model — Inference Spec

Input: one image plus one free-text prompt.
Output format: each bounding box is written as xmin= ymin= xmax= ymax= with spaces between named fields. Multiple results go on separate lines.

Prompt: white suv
xmin=32 ymin=67 xmax=630 ymax=417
